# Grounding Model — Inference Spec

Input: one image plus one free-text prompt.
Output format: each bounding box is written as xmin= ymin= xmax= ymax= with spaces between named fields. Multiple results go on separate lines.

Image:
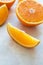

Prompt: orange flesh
xmin=0 ymin=4 xmax=8 ymax=25
xmin=7 ymin=23 xmax=40 ymax=48
xmin=18 ymin=1 xmax=43 ymax=22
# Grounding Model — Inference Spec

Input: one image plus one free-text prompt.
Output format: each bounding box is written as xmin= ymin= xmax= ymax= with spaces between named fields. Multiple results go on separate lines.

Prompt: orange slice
xmin=16 ymin=0 xmax=43 ymax=26
xmin=0 ymin=0 xmax=15 ymax=9
xmin=7 ymin=23 xmax=40 ymax=48
xmin=0 ymin=4 xmax=8 ymax=26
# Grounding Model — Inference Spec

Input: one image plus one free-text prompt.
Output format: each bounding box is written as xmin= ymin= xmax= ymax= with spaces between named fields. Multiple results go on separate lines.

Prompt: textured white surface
xmin=0 ymin=0 xmax=43 ymax=65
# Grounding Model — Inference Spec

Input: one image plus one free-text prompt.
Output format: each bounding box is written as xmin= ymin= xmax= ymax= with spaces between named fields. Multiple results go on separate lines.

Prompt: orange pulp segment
xmin=0 ymin=4 xmax=8 ymax=25
xmin=7 ymin=23 xmax=40 ymax=48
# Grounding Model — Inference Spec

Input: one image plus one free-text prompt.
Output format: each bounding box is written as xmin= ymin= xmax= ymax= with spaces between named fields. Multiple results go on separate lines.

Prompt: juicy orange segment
xmin=7 ymin=23 xmax=40 ymax=48
xmin=0 ymin=4 xmax=8 ymax=25
xmin=16 ymin=0 xmax=43 ymax=26
xmin=0 ymin=0 xmax=15 ymax=9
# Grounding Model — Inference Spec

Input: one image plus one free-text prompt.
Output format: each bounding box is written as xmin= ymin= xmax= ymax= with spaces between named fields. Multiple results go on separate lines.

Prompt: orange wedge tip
xmin=0 ymin=0 xmax=15 ymax=9
xmin=0 ymin=4 xmax=8 ymax=26
xmin=16 ymin=0 xmax=43 ymax=26
xmin=7 ymin=23 xmax=40 ymax=48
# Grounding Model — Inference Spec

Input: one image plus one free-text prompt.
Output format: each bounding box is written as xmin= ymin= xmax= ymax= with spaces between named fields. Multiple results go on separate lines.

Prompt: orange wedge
xmin=7 ymin=23 xmax=40 ymax=48
xmin=0 ymin=4 xmax=8 ymax=26
xmin=16 ymin=0 xmax=43 ymax=26
xmin=0 ymin=0 xmax=15 ymax=9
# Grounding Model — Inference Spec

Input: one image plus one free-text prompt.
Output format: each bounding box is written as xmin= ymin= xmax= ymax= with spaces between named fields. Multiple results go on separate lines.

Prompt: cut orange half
xmin=16 ymin=0 xmax=43 ymax=26
xmin=0 ymin=0 xmax=15 ymax=9
xmin=7 ymin=23 xmax=40 ymax=48
xmin=0 ymin=4 xmax=8 ymax=26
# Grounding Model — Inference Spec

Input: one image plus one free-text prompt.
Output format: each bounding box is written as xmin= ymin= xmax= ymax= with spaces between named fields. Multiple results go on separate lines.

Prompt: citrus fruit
xmin=0 ymin=4 xmax=8 ymax=26
xmin=7 ymin=23 xmax=40 ymax=48
xmin=0 ymin=0 xmax=15 ymax=9
xmin=16 ymin=0 xmax=43 ymax=26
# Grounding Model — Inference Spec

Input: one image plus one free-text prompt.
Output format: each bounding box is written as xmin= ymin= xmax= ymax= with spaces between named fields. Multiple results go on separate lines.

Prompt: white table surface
xmin=0 ymin=0 xmax=43 ymax=65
